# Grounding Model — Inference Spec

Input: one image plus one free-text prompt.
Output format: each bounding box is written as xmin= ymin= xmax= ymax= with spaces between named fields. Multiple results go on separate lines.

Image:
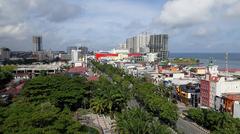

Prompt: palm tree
xmin=149 ymin=120 xmax=171 ymax=134
xmin=90 ymin=97 xmax=106 ymax=114
xmin=116 ymin=108 xmax=153 ymax=134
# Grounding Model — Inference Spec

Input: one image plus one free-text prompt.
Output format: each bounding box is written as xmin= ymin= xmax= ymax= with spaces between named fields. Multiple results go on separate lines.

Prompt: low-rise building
xmin=66 ymin=66 xmax=87 ymax=77
xmin=14 ymin=63 xmax=62 ymax=78
xmin=200 ymin=63 xmax=240 ymax=115
xmin=223 ymin=94 xmax=240 ymax=118
xmin=71 ymin=49 xmax=87 ymax=67
xmin=177 ymin=83 xmax=200 ymax=107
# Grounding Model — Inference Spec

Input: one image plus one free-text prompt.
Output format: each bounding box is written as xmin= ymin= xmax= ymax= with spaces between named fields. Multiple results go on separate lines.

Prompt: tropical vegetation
xmin=187 ymin=108 xmax=240 ymax=134
xmin=92 ymin=61 xmax=179 ymax=128
xmin=171 ymin=58 xmax=199 ymax=65
xmin=0 ymin=75 xmax=99 ymax=134
xmin=0 ymin=65 xmax=15 ymax=89
xmin=0 ymin=60 xmax=180 ymax=133
xmin=116 ymin=108 xmax=171 ymax=134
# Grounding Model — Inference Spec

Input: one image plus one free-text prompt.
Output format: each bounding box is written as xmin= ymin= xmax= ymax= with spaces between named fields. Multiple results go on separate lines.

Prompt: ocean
xmin=169 ymin=53 xmax=240 ymax=68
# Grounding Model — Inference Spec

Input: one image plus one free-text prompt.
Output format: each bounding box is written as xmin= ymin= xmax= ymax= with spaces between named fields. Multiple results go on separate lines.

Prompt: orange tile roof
xmin=67 ymin=67 xmax=87 ymax=74
xmin=224 ymin=94 xmax=240 ymax=101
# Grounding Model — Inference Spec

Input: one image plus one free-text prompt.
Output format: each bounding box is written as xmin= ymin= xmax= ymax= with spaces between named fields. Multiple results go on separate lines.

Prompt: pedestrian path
xmin=80 ymin=113 xmax=116 ymax=134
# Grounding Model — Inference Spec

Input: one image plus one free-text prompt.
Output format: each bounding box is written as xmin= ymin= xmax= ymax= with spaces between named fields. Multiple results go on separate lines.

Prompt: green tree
xmin=0 ymin=71 xmax=13 ymax=89
xmin=187 ymin=108 xmax=205 ymax=126
xmin=186 ymin=108 xmax=240 ymax=133
xmin=116 ymin=108 xmax=171 ymax=134
xmin=90 ymin=97 xmax=106 ymax=114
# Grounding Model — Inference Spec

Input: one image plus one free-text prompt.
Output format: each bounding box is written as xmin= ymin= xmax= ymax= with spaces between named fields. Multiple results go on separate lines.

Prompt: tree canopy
xmin=116 ymin=108 xmax=171 ymax=134
xmin=0 ymin=65 xmax=15 ymax=89
xmin=0 ymin=75 xmax=99 ymax=134
xmin=91 ymin=61 xmax=179 ymax=128
xmin=187 ymin=108 xmax=240 ymax=134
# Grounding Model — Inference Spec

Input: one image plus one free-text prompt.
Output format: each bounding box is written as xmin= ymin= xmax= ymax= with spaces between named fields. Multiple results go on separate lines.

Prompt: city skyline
xmin=0 ymin=0 xmax=240 ymax=52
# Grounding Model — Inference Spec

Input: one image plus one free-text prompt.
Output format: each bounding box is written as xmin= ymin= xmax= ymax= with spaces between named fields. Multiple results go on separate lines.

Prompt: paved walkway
xmin=80 ymin=113 xmax=116 ymax=134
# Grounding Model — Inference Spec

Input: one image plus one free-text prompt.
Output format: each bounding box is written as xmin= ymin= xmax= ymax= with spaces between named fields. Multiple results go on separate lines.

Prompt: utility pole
xmin=225 ymin=52 xmax=229 ymax=77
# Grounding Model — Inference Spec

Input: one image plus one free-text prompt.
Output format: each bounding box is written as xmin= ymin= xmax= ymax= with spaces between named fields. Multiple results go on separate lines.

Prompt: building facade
xmin=200 ymin=63 xmax=240 ymax=114
xmin=78 ymin=46 xmax=88 ymax=55
xmin=0 ymin=47 xmax=10 ymax=60
xmin=32 ymin=36 xmax=42 ymax=52
xmin=125 ymin=33 xmax=168 ymax=60
xmin=67 ymin=46 xmax=78 ymax=55
xmin=148 ymin=34 xmax=168 ymax=60
xmin=71 ymin=49 xmax=87 ymax=67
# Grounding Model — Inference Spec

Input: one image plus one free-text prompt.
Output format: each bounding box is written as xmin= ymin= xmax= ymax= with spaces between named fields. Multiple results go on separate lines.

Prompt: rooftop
xmin=223 ymin=94 xmax=240 ymax=101
xmin=67 ymin=66 xmax=87 ymax=74
xmin=87 ymin=76 xmax=99 ymax=81
xmin=180 ymin=84 xmax=200 ymax=93
xmin=171 ymin=78 xmax=199 ymax=86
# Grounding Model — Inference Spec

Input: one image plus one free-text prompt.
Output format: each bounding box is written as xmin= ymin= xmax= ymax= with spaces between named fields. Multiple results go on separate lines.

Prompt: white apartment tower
xmin=126 ymin=32 xmax=168 ymax=60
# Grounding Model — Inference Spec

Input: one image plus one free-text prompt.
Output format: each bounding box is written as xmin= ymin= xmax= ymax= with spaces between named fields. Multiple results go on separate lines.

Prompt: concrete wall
xmin=233 ymin=101 xmax=240 ymax=118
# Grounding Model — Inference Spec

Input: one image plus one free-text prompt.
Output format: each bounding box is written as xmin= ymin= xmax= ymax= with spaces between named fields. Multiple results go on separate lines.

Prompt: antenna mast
xmin=225 ymin=52 xmax=229 ymax=77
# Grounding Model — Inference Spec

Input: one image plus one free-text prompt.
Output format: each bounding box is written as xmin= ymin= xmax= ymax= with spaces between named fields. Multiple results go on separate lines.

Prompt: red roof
xmin=6 ymin=83 xmax=25 ymax=96
xmin=95 ymin=53 xmax=118 ymax=60
xmin=224 ymin=94 xmax=240 ymax=101
xmin=87 ymin=76 xmax=99 ymax=81
xmin=67 ymin=67 xmax=87 ymax=74
xmin=219 ymin=68 xmax=240 ymax=72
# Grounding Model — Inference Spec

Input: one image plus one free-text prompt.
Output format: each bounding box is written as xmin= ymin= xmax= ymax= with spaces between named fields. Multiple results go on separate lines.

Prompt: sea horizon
xmin=169 ymin=52 xmax=240 ymax=68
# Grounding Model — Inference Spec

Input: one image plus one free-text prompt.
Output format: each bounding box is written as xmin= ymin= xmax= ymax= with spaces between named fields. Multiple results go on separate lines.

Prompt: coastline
xmin=170 ymin=53 xmax=240 ymax=68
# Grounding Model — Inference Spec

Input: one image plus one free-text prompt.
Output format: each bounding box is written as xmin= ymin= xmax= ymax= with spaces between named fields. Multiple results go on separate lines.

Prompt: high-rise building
xmin=148 ymin=34 xmax=168 ymax=60
xmin=125 ymin=33 xmax=168 ymax=60
xmin=126 ymin=38 xmax=134 ymax=53
xmin=67 ymin=46 xmax=78 ymax=55
xmin=32 ymin=36 xmax=42 ymax=52
xmin=0 ymin=47 xmax=10 ymax=60
xmin=78 ymin=46 xmax=88 ymax=55
xmin=119 ymin=43 xmax=127 ymax=49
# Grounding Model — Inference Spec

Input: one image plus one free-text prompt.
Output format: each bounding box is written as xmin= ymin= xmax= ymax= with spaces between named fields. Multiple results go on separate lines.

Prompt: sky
xmin=0 ymin=0 xmax=240 ymax=52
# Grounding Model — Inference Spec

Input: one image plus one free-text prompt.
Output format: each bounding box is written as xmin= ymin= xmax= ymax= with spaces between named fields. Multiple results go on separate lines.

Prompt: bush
xmin=186 ymin=108 xmax=240 ymax=133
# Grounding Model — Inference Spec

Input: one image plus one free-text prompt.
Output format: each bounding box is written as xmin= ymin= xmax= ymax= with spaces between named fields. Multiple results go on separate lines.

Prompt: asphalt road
xmin=177 ymin=117 xmax=209 ymax=134
xmin=176 ymin=102 xmax=210 ymax=134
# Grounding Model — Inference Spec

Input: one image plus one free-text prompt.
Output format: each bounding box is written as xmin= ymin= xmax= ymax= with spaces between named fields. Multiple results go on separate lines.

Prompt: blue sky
xmin=0 ymin=0 xmax=240 ymax=52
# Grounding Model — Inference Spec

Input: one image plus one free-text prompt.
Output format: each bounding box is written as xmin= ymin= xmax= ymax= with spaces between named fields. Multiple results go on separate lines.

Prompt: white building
xmin=119 ymin=43 xmax=127 ymax=49
xmin=71 ymin=50 xmax=87 ymax=67
xmin=203 ymin=64 xmax=240 ymax=109
xmin=126 ymin=32 xmax=150 ymax=53
xmin=210 ymin=77 xmax=240 ymax=108
xmin=111 ymin=48 xmax=129 ymax=54
xmin=233 ymin=101 xmax=240 ymax=118
xmin=145 ymin=53 xmax=158 ymax=62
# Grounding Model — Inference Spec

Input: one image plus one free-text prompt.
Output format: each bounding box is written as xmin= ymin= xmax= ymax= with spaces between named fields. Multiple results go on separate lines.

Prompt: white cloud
xmin=0 ymin=0 xmax=82 ymax=50
xmin=0 ymin=23 xmax=29 ymax=40
xmin=155 ymin=0 xmax=240 ymax=27
xmin=156 ymin=0 xmax=215 ymax=26
xmin=226 ymin=2 xmax=240 ymax=17
xmin=1 ymin=0 xmax=240 ymax=52
xmin=193 ymin=27 xmax=208 ymax=36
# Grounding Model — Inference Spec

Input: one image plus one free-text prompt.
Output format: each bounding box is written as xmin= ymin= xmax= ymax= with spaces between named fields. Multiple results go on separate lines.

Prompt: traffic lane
xmin=177 ymin=118 xmax=209 ymax=134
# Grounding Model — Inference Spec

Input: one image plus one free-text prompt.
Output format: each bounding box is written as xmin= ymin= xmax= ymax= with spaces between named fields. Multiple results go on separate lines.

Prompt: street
xmin=176 ymin=102 xmax=210 ymax=134
xmin=177 ymin=117 xmax=209 ymax=134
